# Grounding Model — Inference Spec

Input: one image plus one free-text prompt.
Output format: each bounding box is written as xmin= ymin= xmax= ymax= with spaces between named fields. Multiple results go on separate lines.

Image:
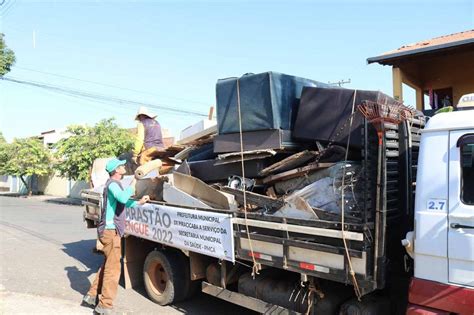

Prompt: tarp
xmin=216 ymin=72 xmax=329 ymax=134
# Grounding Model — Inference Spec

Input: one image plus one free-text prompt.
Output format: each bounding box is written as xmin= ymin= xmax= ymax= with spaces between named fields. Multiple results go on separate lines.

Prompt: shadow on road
xmin=61 ymin=240 xmax=255 ymax=314
xmin=63 ymin=239 xmax=102 ymax=295
xmin=170 ymin=292 xmax=257 ymax=315
xmin=45 ymin=197 xmax=82 ymax=206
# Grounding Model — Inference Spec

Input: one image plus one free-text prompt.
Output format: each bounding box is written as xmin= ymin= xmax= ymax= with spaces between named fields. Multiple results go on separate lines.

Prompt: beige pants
xmin=87 ymin=230 xmax=121 ymax=309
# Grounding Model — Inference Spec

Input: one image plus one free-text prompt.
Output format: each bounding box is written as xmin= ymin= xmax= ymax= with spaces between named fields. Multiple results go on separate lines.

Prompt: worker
xmin=132 ymin=106 xmax=164 ymax=165
xmin=82 ymin=158 xmax=150 ymax=314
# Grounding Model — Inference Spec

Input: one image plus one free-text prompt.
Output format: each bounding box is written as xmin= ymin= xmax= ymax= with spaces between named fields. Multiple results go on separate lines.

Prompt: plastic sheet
xmin=216 ymin=72 xmax=328 ymax=134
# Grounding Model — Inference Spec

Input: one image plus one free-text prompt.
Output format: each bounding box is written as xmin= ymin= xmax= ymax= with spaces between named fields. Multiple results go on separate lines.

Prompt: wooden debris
xmin=259 ymin=150 xmax=319 ymax=176
xmin=262 ymin=162 xmax=335 ymax=184
xmin=182 ymin=135 xmax=215 ymax=146
xmin=266 ymin=186 xmax=277 ymax=198
xmin=146 ymin=145 xmax=185 ymax=160
xmin=177 ymin=125 xmax=218 ymax=145
xmin=215 ymin=150 xmax=276 ymax=165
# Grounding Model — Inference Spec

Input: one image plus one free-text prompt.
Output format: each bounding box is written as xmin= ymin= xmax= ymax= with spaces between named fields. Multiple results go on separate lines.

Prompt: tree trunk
xmin=88 ymin=167 xmax=93 ymax=188
xmin=19 ymin=175 xmax=31 ymax=196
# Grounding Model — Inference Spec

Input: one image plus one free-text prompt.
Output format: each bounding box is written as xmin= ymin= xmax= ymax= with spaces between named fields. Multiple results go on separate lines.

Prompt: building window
xmin=459 ymin=134 xmax=474 ymax=205
xmin=423 ymin=87 xmax=453 ymax=110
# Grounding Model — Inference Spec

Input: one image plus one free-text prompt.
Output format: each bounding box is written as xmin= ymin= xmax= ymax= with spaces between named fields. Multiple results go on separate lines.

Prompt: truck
xmin=82 ymin=91 xmax=474 ymax=315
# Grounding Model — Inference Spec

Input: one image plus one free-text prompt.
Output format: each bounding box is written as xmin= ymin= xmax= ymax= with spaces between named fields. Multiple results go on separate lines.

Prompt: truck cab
xmin=408 ymin=95 xmax=474 ymax=314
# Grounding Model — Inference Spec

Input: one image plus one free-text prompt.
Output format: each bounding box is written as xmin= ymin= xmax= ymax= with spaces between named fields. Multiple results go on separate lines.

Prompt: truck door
xmin=448 ymin=131 xmax=474 ymax=287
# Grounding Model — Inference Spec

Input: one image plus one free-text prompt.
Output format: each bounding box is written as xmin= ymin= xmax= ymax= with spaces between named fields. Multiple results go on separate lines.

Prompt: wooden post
xmin=208 ymin=106 xmax=214 ymax=120
xmin=415 ymin=88 xmax=424 ymax=111
xmin=392 ymin=67 xmax=403 ymax=102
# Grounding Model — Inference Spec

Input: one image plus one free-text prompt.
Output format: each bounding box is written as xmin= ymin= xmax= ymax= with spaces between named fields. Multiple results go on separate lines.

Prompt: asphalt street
xmin=0 ymin=196 xmax=251 ymax=315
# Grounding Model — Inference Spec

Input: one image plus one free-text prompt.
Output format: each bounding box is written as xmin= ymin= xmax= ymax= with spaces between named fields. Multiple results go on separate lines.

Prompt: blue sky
xmin=1 ymin=0 xmax=473 ymax=141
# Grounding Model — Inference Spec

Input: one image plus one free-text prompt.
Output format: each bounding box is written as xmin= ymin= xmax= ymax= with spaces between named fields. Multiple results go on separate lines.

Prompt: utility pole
xmin=327 ymin=79 xmax=351 ymax=87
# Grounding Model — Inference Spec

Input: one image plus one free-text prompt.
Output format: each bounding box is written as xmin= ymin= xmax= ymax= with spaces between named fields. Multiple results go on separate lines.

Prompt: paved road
xmin=0 ymin=196 xmax=250 ymax=314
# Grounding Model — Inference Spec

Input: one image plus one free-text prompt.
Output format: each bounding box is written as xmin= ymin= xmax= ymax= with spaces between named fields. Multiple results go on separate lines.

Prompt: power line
xmin=1 ymin=76 xmax=208 ymax=118
xmin=0 ymin=0 xmax=11 ymax=12
xmin=1 ymin=0 xmax=16 ymax=17
xmin=14 ymin=66 xmax=211 ymax=106
xmin=13 ymin=81 xmax=135 ymax=118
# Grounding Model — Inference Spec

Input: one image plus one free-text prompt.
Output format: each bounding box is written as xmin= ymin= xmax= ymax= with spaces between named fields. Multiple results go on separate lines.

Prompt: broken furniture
xmin=293 ymin=87 xmax=399 ymax=148
xmin=213 ymin=129 xmax=299 ymax=153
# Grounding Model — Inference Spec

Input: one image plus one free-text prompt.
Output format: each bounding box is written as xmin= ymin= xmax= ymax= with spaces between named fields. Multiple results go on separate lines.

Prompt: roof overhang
xmin=367 ymin=38 xmax=474 ymax=65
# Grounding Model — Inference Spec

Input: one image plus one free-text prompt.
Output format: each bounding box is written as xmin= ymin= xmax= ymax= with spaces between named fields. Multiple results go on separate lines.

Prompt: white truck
xmin=405 ymin=94 xmax=474 ymax=315
xmin=82 ymin=95 xmax=474 ymax=315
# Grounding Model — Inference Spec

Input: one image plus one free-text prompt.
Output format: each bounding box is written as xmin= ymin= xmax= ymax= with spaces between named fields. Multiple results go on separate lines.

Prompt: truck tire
xmin=143 ymin=250 xmax=189 ymax=305
xmin=339 ymin=296 xmax=390 ymax=315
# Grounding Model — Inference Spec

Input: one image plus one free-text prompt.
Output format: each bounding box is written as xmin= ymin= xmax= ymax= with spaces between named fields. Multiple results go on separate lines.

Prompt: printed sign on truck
xmin=125 ymin=203 xmax=235 ymax=262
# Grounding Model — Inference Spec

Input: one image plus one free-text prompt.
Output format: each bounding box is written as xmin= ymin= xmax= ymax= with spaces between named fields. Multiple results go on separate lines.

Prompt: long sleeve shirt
xmin=133 ymin=122 xmax=145 ymax=157
xmin=105 ymin=182 xmax=137 ymax=230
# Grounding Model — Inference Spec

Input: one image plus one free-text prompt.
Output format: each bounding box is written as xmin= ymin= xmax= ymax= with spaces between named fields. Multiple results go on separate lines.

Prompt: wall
xmin=0 ymin=175 xmax=10 ymax=192
xmin=37 ymin=172 xmax=89 ymax=198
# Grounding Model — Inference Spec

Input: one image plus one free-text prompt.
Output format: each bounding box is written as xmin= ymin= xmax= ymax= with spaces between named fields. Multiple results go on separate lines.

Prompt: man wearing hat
xmin=83 ymin=158 xmax=150 ymax=314
xmin=132 ymin=106 xmax=164 ymax=165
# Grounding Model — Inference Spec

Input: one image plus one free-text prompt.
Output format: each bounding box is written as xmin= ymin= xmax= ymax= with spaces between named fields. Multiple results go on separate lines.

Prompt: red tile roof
xmin=383 ymin=30 xmax=474 ymax=55
xmin=368 ymin=30 xmax=474 ymax=64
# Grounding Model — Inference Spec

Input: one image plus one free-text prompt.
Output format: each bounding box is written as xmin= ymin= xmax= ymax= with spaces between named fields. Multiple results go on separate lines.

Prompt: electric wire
xmin=1 ymin=76 xmax=208 ymax=118
xmin=14 ymin=66 xmax=211 ymax=106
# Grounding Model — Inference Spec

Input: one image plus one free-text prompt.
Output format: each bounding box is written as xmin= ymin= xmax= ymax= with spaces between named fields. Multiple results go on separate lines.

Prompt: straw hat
xmin=135 ymin=106 xmax=157 ymax=120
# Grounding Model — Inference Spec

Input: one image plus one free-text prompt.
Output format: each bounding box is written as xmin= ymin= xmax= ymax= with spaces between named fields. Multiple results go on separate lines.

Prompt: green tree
xmin=2 ymin=137 xmax=52 ymax=195
xmin=0 ymin=132 xmax=9 ymax=174
xmin=0 ymin=33 xmax=16 ymax=77
xmin=54 ymin=118 xmax=134 ymax=182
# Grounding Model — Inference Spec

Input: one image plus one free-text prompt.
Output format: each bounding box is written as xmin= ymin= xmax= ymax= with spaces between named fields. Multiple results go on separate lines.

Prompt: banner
xmin=125 ymin=203 xmax=235 ymax=262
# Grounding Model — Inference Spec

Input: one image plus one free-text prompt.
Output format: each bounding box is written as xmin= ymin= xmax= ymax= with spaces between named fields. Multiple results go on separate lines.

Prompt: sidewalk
xmin=0 ymin=193 xmax=82 ymax=206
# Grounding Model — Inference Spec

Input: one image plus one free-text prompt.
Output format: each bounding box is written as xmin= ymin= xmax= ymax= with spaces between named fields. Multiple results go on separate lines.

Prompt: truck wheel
xmin=339 ymin=296 xmax=390 ymax=315
xmin=143 ymin=250 xmax=188 ymax=305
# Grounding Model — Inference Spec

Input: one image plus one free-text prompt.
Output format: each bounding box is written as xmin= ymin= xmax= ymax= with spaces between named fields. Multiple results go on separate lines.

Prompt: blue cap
xmin=106 ymin=158 xmax=126 ymax=173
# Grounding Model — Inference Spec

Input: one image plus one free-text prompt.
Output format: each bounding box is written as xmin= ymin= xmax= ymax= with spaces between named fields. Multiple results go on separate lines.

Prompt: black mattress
xmin=293 ymin=87 xmax=398 ymax=148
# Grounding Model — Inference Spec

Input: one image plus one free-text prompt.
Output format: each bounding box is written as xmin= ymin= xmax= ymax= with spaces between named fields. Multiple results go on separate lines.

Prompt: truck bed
xmin=81 ymin=117 xmax=424 ymax=298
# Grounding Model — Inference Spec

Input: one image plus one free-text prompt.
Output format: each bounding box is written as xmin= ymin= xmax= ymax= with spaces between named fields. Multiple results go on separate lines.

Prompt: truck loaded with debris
xmin=81 ymin=72 xmax=474 ymax=314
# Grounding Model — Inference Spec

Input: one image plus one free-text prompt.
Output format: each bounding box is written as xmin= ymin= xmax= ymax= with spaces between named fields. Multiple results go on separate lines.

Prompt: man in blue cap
xmin=82 ymin=158 xmax=150 ymax=314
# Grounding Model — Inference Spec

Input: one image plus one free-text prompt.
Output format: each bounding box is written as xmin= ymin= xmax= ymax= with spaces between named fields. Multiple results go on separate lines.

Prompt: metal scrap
xmin=259 ymin=150 xmax=319 ymax=176
xmin=220 ymin=186 xmax=285 ymax=212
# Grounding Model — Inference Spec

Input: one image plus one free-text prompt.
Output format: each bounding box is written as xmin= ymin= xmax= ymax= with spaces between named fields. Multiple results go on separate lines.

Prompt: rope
xmin=340 ymin=90 xmax=363 ymax=300
xmin=304 ymin=283 xmax=324 ymax=315
xmin=236 ymin=79 xmax=261 ymax=277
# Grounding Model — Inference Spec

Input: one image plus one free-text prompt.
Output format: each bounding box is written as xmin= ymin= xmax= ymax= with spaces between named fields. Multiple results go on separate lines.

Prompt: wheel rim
xmin=147 ymin=261 xmax=168 ymax=295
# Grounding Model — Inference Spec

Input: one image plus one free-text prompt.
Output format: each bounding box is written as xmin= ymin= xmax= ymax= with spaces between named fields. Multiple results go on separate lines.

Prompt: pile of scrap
xmin=133 ymin=71 xmax=417 ymax=223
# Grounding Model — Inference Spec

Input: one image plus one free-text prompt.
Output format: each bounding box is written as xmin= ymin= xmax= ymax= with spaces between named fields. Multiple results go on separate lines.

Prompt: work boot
xmin=81 ymin=294 xmax=97 ymax=307
xmin=95 ymin=304 xmax=113 ymax=314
